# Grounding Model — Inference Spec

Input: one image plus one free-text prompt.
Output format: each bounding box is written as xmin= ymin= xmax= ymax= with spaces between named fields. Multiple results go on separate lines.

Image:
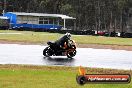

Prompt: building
xmin=0 ymin=16 xmax=9 ymax=29
xmin=3 ymin=12 xmax=75 ymax=30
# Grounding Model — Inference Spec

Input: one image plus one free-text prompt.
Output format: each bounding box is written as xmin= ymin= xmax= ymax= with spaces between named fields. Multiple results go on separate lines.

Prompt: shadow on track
xmin=42 ymin=56 xmax=75 ymax=66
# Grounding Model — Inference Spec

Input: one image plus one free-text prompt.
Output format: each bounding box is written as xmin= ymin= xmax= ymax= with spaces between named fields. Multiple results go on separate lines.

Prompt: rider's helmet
xmin=65 ymin=32 xmax=71 ymax=39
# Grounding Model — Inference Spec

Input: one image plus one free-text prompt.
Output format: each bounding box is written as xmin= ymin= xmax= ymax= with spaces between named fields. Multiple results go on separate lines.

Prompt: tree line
xmin=0 ymin=0 xmax=132 ymax=33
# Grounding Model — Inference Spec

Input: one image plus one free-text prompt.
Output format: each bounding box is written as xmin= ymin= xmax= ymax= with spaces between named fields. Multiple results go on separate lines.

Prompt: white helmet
xmin=65 ymin=32 xmax=71 ymax=39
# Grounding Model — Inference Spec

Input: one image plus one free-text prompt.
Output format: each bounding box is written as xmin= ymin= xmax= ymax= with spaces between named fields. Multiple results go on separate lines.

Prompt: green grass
xmin=0 ymin=65 xmax=131 ymax=88
xmin=0 ymin=30 xmax=132 ymax=46
xmin=0 ymin=30 xmax=62 ymax=44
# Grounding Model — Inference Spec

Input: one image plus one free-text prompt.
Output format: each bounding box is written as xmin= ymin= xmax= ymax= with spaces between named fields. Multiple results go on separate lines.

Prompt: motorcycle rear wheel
xmin=43 ymin=47 xmax=52 ymax=57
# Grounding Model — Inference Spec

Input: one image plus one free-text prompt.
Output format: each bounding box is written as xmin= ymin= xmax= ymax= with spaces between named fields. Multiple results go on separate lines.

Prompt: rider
xmin=55 ymin=32 xmax=71 ymax=50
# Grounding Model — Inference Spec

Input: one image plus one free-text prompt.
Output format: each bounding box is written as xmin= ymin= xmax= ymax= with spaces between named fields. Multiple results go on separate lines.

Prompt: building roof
xmin=6 ymin=12 xmax=76 ymax=19
xmin=0 ymin=16 xmax=8 ymax=19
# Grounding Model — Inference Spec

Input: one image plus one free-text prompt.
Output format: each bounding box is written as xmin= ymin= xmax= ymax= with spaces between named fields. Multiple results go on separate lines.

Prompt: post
xmin=9 ymin=16 xmax=12 ymax=29
xmin=74 ymin=20 xmax=76 ymax=31
xmin=53 ymin=18 xmax=55 ymax=29
xmin=57 ymin=18 xmax=59 ymax=25
xmin=63 ymin=19 xmax=65 ymax=30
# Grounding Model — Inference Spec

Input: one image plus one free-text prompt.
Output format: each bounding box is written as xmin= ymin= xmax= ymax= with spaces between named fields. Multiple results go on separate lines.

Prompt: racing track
xmin=0 ymin=44 xmax=132 ymax=70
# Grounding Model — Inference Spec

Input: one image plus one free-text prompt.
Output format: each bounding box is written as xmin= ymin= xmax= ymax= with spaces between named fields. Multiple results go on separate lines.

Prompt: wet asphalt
xmin=0 ymin=44 xmax=132 ymax=70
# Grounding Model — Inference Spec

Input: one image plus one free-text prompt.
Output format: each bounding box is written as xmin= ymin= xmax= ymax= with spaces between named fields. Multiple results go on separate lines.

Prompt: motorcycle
xmin=43 ymin=40 xmax=77 ymax=58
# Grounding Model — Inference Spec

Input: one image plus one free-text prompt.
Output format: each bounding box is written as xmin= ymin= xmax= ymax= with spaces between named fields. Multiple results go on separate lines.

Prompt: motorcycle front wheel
xmin=67 ymin=50 xmax=76 ymax=58
xmin=43 ymin=47 xmax=52 ymax=57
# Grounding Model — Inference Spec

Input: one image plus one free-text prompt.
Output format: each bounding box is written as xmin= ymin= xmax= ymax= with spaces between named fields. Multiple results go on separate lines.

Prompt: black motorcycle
xmin=43 ymin=40 xmax=77 ymax=58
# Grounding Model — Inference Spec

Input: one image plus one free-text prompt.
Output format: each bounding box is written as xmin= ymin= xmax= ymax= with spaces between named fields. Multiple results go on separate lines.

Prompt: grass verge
xmin=0 ymin=30 xmax=132 ymax=46
xmin=0 ymin=64 xmax=131 ymax=88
